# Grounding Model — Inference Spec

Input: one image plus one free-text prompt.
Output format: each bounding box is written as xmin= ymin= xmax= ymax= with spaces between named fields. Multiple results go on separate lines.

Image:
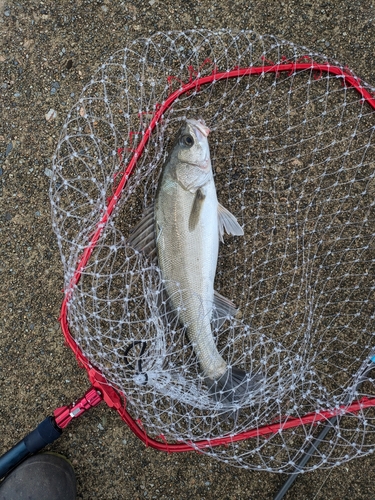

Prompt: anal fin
xmin=212 ymin=290 xmax=239 ymax=330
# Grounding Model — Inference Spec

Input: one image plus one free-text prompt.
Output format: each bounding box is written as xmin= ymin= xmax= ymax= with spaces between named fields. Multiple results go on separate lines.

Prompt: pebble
xmin=97 ymin=423 xmax=105 ymax=431
xmin=45 ymin=108 xmax=57 ymax=121
xmin=0 ymin=167 xmax=3 ymax=176
xmin=4 ymin=212 xmax=12 ymax=221
xmin=44 ymin=167 xmax=53 ymax=177
xmin=5 ymin=143 xmax=12 ymax=157
xmin=4 ymin=10 xmax=10 ymax=17
xmin=51 ymin=82 xmax=60 ymax=96
xmin=35 ymin=211 xmax=40 ymax=217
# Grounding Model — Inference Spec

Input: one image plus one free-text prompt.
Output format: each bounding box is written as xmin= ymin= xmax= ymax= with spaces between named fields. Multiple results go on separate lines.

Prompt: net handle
xmin=58 ymin=61 xmax=375 ymax=449
xmin=273 ymin=358 xmax=375 ymax=498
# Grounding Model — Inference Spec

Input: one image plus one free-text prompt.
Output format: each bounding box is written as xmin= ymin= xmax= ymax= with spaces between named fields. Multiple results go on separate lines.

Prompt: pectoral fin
xmin=218 ymin=203 xmax=244 ymax=243
xmin=189 ymin=188 xmax=206 ymax=231
xmin=212 ymin=290 xmax=239 ymax=329
xmin=127 ymin=205 xmax=157 ymax=261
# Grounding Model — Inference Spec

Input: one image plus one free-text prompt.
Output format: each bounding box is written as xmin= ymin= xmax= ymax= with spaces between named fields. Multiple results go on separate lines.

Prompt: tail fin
xmin=206 ymin=366 xmax=262 ymax=406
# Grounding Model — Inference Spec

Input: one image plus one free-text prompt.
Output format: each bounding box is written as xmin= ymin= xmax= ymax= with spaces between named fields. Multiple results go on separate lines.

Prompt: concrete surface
xmin=1 ymin=1 xmax=375 ymax=499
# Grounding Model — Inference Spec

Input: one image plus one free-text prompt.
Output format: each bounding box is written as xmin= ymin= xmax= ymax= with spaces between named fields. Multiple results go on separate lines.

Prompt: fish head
xmin=174 ymin=118 xmax=211 ymax=172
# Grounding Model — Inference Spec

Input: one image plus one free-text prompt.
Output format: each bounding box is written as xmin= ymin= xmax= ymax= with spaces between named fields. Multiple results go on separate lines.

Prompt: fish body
xmin=155 ymin=119 xmax=226 ymax=380
xmin=128 ymin=118 xmax=259 ymax=404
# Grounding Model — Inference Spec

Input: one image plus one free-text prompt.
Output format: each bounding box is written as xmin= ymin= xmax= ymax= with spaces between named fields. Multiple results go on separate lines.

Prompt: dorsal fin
xmin=127 ymin=205 xmax=157 ymax=261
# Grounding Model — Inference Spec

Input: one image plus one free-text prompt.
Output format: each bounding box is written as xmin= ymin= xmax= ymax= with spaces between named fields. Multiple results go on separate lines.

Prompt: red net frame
xmin=58 ymin=61 xmax=375 ymax=452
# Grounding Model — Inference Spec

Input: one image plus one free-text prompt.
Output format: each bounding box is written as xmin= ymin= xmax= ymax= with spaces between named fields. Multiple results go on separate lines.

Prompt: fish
xmin=128 ymin=118 xmax=261 ymax=406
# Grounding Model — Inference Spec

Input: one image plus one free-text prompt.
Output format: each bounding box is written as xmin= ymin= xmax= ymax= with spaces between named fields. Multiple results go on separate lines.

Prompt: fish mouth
xmin=186 ymin=118 xmax=210 ymax=137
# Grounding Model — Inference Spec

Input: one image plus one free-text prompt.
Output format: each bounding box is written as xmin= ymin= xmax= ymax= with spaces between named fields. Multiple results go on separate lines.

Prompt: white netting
xmin=50 ymin=30 xmax=375 ymax=472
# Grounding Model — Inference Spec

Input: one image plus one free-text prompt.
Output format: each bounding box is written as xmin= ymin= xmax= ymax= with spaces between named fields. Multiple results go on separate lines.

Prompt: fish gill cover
xmin=50 ymin=30 xmax=375 ymax=472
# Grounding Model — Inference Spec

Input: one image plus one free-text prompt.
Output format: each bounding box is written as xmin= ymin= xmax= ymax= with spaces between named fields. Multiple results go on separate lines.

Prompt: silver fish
xmin=128 ymin=118 xmax=260 ymax=405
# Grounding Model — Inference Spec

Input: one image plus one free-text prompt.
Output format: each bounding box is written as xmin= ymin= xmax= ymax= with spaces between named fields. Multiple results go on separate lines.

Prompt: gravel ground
xmin=1 ymin=1 xmax=375 ymax=499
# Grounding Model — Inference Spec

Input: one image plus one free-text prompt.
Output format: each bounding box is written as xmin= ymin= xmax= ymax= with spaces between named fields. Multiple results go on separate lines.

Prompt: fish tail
xmin=205 ymin=366 xmax=262 ymax=406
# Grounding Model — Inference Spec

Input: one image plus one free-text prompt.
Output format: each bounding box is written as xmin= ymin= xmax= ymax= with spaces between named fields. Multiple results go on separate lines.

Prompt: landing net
xmin=50 ymin=30 xmax=375 ymax=472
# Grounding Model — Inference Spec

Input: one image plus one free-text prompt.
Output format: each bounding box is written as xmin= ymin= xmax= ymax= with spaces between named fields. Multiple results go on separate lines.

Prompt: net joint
xmin=53 ymin=387 xmax=102 ymax=429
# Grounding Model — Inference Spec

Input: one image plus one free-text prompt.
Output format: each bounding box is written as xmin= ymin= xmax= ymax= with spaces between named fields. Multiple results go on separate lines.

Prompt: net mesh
xmin=50 ymin=30 xmax=375 ymax=472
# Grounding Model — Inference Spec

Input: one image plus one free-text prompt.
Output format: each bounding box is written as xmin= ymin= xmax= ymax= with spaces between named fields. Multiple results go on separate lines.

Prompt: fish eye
xmin=181 ymin=134 xmax=194 ymax=147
